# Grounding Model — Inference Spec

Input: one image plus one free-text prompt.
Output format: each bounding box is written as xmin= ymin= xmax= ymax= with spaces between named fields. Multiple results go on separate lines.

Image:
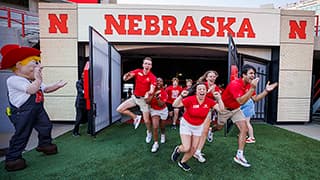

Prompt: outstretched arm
xmin=251 ymin=81 xmax=278 ymax=102
xmin=44 ymin=80 xmax=67 ymax=93
xmin=123 ymin=72 xmax=134 ymax=81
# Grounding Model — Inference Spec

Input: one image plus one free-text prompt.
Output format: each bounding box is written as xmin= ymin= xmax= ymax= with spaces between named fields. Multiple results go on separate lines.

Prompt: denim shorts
xmin=240 ymin=98 xmax=255 ymax=118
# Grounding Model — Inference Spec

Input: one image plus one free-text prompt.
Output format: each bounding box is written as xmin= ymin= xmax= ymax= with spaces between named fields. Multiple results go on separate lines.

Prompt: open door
xmin=110 ymin=46 xmax=122 ymax=123
xmin=88 ymin=26 xmax=121 ymax=135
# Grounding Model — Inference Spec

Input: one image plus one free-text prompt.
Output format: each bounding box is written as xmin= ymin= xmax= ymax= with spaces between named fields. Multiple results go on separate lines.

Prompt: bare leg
xmin=235 ymin=120 xmax=248 ymax=151
xmin=180 ymin=134 xmax=201 ymax=163
xmin=116 ymin=98 xmax=138 ymax=120
xmin=143 ymin=111 xmax=152 ymax=132
xmin=160 ymin=119 xmax=166 ymax=134
xmin=245 ymin=118 xmax=254 ymax=139
xmin=172 ymin=108 xmax=180 ymax=126
xmin=152 ymin=115 xmax=160 ymax=142
xmin=196 ymin=118 xmax=210 ymax=152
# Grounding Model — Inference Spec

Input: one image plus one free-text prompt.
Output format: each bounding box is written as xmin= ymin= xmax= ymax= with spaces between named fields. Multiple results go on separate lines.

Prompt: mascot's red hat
xmin=0 ymin=44 xmax=41 ymax=69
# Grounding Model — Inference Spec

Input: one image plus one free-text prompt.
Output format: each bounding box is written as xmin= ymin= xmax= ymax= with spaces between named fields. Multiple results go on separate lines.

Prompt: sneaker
xmin=246 ymin=137 xmax=256 ymax=144
xmin=151 ymin=143 xmax=159 ymax=153
xmin=193 ymin=151 xmax=206 ymax=163
xmin=171 ymin=124 xmax=177 ymax=130
xmin=207 ymin=128 xmax=214 ymax=142
xmin=145 ymin=131 xmax=152 ymax=143
xmin=160 ymin=134 xmax=166 ymax=144
xmin=233 ymin=156 xmax=251 ymax=168
xmin=178 ymin=161 xmax=191 ymax=171
xmin=133 ymin=115 xmax=142 ymax=129
xmin=171 ymin=146 xmax=180 ymax=162
xmin=72 ymin=132 xmax=80 ymax=137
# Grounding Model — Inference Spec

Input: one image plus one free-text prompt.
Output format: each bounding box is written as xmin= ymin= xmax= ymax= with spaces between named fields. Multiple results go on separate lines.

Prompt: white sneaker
xmin=193 ymin=151 xmax=206 ymax=163
xmin=151 ymin=142 xmax=159 ymax=153
xmin=233 ymin=155 xmax=251 ymax=167
xmin=146 ymin=131 xmax=152 ymax=143
xmin=133 ymin=115 xmax=142 ymax=129
xmin=160 ymin=134 xmax=166 ymax=144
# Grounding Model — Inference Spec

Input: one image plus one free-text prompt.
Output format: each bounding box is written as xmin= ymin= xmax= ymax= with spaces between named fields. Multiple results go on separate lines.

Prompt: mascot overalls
xmin=0 ymin=44 xmax=67 ymax=171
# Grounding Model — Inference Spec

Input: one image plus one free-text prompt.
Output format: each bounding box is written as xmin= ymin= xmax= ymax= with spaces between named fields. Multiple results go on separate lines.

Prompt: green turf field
xmin=1 ymin=123 xmax=320 ymax=179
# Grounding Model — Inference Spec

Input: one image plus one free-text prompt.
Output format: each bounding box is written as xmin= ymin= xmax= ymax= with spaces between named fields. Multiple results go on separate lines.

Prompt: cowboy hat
xmin=0 ymin=44 xmax=41 ymax=69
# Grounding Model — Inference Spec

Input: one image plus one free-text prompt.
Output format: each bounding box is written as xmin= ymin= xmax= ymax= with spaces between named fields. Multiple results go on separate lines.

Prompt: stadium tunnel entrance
xmin=78 ymin=43 xmax=272 ymax=122
xmin=119 ymin=45 xmax=230 ymax=89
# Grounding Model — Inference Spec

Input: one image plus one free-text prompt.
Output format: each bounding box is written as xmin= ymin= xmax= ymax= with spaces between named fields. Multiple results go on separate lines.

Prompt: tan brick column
xmin=39 ymin=3 xmax=78 ymax=121
xmin=278 ymin=10 xmax=315 ymax=122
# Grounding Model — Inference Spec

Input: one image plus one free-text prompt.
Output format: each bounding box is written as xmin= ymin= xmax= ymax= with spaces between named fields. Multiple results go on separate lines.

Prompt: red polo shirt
xmin=150 ymin=88 xmax=168 ymax=110
xmin=166 ymin=85 xmax=183 ymax=104
xmin=222 ymin=78 xmax=256 ymax=109
xmin=131 ymin=69 xmax=156 ymax=97
xmin=182 ymin=95 xmax=216 ymax=126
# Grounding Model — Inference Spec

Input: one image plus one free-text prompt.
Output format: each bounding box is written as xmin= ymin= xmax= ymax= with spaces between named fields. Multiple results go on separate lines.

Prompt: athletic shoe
xmin=145 ymin=131 xmax=152 ymax=143
xmin=133 ymin=115 xmax=142 ymax=129
xmin=246 ymin=137 xmax=256 ymax=144
xmin=233 ymin=156 xmax=251 ymax=167
xmin=207 ymin=128 xmax=214 ymax=142
xmin=171 ymin=146 xmax=180 ymax=162
xmin=178 ymin=161 xmax=191 ymax=171
xmin=151 ymin=142 xmax=159 ymax=153
xmin=72 ymin=131 xmax=80 ymax=137
xmin=171 ymin=124 xmax=177 ymax=130
xmin=193 ymin=151 xmax=206 ymax=163
xmin=160 ymin=134 xmax=166 ymax=144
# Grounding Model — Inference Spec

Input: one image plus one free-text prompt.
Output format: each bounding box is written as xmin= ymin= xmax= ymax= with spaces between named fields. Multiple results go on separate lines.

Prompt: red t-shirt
xmin=222 ymin=78 xmax=256 ymax=109
xmin=131 ymin=69 xmax=156 ymax=96
xmin=182 ymin=95 xmax=216 ymax=126
xmin=165 ymin=85 xmax=183 ymax=104
xmin=150 ymin=88 xmax=168 ymax=110
xmin=204 ymin=82 xmax=223 ymax=99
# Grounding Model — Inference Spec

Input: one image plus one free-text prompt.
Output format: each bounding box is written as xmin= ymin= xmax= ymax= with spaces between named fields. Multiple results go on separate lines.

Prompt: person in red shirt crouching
xmin=170 ymin=82 xmax=224 ymax=171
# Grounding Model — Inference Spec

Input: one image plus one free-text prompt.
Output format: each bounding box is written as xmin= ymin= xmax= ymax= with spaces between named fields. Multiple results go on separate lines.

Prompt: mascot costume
xmin=0 ymin=44 xmax=67 ymax=171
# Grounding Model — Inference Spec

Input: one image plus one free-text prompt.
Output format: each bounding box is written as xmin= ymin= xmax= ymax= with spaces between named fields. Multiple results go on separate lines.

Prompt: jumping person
xmin=215 ymin=64 xmax=276 ymax=167
xmin=0 ymin=44 xmax=67 ymax=171
xmin=116 ymin=57 xmax=156 ymax=143
xmin=171 ymin=83 xmax=224 ymax=171
xmin=194 ymin=70 xmax=222 ymax=163
xmin=149 ymin=77 xmax=169 ymax=152
xmin=165 ymin=77 xmax=183 ymax=129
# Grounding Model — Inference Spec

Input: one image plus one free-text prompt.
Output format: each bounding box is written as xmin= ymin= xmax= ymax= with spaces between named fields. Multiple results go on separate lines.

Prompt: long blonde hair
xmin=197 ymin=70 xmax=219 ymax=83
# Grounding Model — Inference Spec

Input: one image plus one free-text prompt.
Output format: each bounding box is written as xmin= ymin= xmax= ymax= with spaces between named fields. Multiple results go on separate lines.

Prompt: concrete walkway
xmin=0 ymin=123 xmax=73 ymax=162
xmin=276 ymin=123 xmax=320 ymax=141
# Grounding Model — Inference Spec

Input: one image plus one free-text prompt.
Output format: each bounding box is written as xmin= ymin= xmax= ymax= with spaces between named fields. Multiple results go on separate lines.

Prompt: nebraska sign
xmin=75 ymin=5 xmax=282 ymax=45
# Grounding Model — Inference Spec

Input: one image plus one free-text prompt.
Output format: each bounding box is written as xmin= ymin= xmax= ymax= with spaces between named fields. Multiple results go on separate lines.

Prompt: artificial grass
xmin=1 ymin=123 xmax=320 ymax=179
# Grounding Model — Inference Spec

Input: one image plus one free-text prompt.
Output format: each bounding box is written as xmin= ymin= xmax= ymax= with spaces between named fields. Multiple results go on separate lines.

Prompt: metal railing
xmin=0 ymin=6 xmax=39 ymax=37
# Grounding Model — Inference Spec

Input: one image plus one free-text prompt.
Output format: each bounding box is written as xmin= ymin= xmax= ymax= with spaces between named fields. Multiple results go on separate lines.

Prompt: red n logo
xmin=48 ymin=14 xmax=68 ymax=33
xmin=289 ymin=20 xmax=307 ymax=39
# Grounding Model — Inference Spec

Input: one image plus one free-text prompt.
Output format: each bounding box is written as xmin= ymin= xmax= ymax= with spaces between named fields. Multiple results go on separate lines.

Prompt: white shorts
xmin=131 ymin=95 xmax=149 ymax=112
xmin=179 ymin=117 xmax=204 ymax=137
xmin=150 ymin=107 xmax=168 ymax=120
